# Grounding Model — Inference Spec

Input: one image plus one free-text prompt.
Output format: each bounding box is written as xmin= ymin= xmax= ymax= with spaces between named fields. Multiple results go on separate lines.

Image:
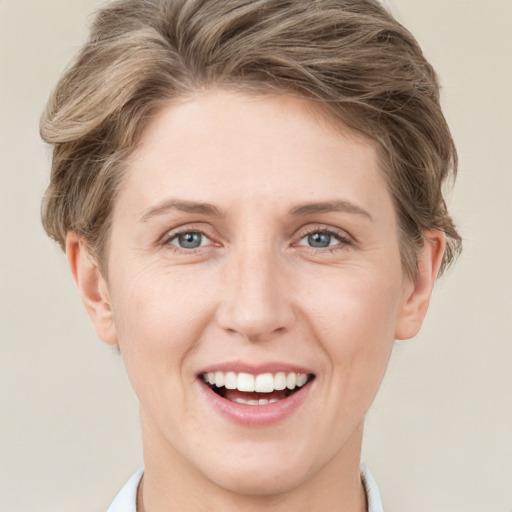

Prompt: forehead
xmin=117 ymin=88 xmax=393 ymax=222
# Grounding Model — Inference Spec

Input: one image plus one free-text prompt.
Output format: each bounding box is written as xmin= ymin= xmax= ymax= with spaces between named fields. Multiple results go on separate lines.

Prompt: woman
xmin=40 ymin=0 xmax=461 ymax=510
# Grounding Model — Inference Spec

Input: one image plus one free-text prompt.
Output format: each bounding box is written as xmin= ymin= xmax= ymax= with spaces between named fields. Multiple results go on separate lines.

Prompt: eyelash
xmin=162 ymin=228 xmax=214 ymax=253
xmin=161 ymin=226 xmax=352 ymax=254
xmin=295 ymin=227 xmax=352 ymax=252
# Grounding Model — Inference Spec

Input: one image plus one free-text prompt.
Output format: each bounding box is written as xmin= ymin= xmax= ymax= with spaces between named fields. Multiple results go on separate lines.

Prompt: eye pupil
xmin=308 ymin=232 xmax=331 ymax=248
xmin=178 ymin=232 xmax=202 ymax=248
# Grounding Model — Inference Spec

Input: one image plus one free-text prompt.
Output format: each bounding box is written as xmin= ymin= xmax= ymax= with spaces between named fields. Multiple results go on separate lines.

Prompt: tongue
xmin=222 ymin=388 xmax=291 ymax=402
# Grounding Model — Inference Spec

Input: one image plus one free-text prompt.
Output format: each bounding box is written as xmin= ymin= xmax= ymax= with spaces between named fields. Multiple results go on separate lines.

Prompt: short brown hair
xmin=41 ymin=0 xmax=461 ymax=278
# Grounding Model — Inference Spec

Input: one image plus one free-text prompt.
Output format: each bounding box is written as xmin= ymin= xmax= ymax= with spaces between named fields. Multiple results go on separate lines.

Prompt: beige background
xmin=1 ymin=0 xmax=511 ymax=511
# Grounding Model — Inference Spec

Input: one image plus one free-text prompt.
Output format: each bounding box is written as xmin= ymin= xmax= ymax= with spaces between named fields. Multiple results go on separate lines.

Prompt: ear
xmin=66 ymin=232 xmax=118 ymax=345
xmin=395 ymin=230 xmax=446 ymax=340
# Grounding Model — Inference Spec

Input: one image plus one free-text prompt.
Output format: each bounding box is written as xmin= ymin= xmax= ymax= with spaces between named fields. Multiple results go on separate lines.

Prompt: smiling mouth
xmin=201 ymin=371 xmax=315 ymax=405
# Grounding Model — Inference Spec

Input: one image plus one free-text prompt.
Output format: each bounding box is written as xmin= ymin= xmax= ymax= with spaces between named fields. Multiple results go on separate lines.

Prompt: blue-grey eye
xmin=308 ymin=232 xmax=332 ymax=248
xmin=171 ymin=232 xmax=206 ymax=249
xmin=297 ymin=230 xmax=342 ymax=248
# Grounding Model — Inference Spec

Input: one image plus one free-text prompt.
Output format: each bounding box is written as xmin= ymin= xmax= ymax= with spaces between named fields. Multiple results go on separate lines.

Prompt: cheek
xmin=108 ymin=264 xmax=216 ymax=387
xmin=303 ymin=267 xmax=402 ymax=397
xmin=305 ymin=265 xmax=403 ymax=342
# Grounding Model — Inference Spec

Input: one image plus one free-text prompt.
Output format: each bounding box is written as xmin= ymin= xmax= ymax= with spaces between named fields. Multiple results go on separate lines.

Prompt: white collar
xmin=107 ymin=468 xmax=143 ymax=512
xmin=361 ymin=463 xmax=384 ymax=512
xmin=107 ymin=464 xmax=383 ymax=512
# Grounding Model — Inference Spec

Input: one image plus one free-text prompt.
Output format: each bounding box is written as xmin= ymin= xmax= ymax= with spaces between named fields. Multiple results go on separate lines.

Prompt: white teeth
xmin=202 ymin=371 xmax=311 ymax=393
xmin=274 ymin=372 xmax=287 ymax=390
xmin=255 ymin=373 xmax=274 ymax=393
xmin=214 ymin=371 xmax=224 ymax=388
xmin=231 ymin=397 xmax=291 ymax=406
xmin=297 ymin=373 xmax=308 ymax=387
xmin=224 ymin=371 xmax=237 ymax=389
xmin=237 ymin=373 xmax=255 ymax=392
xmin=234 ymin=397 xmax=271 ymax=406
xmin=286 ymin=373 xmax=297 ymax=390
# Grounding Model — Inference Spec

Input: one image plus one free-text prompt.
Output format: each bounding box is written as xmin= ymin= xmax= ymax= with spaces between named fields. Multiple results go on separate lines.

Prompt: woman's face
xmin=98 ymin=90 xmax=419 ymax=495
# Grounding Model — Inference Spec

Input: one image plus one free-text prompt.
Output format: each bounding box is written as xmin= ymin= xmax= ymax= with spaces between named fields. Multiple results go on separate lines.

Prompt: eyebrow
xmin=140 ymin=198 xmax=372 ymax=222
xmin=140 ymin=199 xmax=223 ymax=222
xmin=288 ymin=200 xmax=373 ymax=220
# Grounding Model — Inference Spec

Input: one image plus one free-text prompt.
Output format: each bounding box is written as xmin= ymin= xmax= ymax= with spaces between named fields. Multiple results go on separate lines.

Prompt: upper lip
xmin=197 ymin=361 xmax=315 ymax=376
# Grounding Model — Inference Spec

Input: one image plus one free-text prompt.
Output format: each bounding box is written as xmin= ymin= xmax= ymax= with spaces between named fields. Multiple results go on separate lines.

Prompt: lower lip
xmin=197 ymin=380 xmax=313 ymax=426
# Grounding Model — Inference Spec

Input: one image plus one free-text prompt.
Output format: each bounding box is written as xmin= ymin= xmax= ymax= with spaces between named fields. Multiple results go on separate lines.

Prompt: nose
xmin=215 ymin=244 xmax=296 ymax=342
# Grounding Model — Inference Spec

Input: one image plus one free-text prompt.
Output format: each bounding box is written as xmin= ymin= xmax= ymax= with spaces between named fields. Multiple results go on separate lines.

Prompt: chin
xmin=206 ymin=463 xmax=309 ymax=497
xmin=191 ymin=440 xmax=318 ymax=497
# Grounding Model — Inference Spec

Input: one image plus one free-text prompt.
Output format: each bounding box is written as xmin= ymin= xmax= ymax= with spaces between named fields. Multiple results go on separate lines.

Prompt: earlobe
xmin=65 ymin=232 xmax=118 ymax=345
xmin=394 ymin=230 xmax=446 ymax=340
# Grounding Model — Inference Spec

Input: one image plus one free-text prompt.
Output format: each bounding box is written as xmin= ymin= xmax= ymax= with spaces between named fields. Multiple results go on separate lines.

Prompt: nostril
xmin=217 ymin=314 xmax=292 ymax=343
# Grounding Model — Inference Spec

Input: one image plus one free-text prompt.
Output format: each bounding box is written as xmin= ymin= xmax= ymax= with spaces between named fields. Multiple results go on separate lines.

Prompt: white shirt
xmin=107 ymin=464 xmax=383 ymax=512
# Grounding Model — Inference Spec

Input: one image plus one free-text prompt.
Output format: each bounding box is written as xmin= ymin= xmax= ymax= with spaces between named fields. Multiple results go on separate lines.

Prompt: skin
xmin=67 ymin=89 xmax=445 ymax=512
